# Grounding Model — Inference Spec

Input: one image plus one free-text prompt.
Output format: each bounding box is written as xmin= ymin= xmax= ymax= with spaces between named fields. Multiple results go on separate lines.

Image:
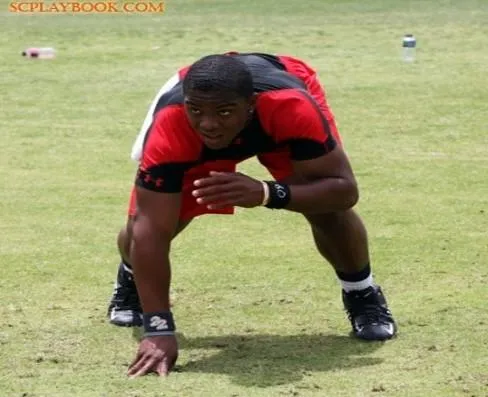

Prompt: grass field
xmin=1 ymin=0 xmax=487 ymax=396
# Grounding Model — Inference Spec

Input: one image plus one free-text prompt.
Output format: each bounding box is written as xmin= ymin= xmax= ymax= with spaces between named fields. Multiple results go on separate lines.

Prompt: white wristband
xmin=261 ymin=181 xmax=270 ymax=206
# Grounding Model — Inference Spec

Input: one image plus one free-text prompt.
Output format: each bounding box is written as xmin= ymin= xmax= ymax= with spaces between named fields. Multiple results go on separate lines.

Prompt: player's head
xmin=182 ymin=54 xmax=256 ymax=150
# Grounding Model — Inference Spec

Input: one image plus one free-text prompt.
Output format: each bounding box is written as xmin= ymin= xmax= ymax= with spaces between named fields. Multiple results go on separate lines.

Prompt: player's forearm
xmin=130 ymin=218 xmax=172 ymax=312
xmin=285 ymin=178 xmax=358 ymax=213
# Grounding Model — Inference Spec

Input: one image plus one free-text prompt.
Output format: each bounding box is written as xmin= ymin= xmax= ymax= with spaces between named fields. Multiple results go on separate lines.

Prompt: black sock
xmin=336 ymin=263 xmax=374 ymax=292
xmin=336 ymin=263 xmax=371 ymax=282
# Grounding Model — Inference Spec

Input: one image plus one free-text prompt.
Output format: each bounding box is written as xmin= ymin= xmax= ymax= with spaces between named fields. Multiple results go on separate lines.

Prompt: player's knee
xmin=304 ymin=210 xmax=351 ymax=231
xmin=305 ymin=208 xmax=363 ymax=234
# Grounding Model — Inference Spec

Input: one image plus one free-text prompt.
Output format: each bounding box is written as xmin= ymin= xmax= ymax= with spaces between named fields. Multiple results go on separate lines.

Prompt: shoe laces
xmin=345 ymin=290 xmax=392 ymax=326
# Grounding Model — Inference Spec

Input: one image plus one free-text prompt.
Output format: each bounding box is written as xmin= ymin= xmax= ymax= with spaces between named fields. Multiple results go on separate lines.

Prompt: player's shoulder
xmin=152 ymin=104 xmax=196 ymax=143
xmin=144 ymin=104 xmax=201 ymax=162
xmin=256 ymin=88 xmax=317 ymax=116
xmin=254 ymin=88 xmax=327 ymax=142
xmin=153 ymin=102 xmax=185 ymax=123
xmin=151 ymin=102 xmax=189 ymax=135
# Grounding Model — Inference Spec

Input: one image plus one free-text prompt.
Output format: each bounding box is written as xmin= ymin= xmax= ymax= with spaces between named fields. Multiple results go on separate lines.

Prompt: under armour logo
xmin=149 ymin=316 xmax=169 ymax=330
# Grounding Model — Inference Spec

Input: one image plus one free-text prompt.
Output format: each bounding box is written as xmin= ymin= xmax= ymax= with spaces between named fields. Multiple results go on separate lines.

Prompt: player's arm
xmin=284 ymin=145 xmax=358 ymax=213
xmin=130 ymin=185 xmax=181 ymax=312
xmin=127 ymin=183 xmax=182 ymax=378
xmin=191 ymin=93 xmax=358 ymax=214
xmin=271 ymin=93 xmax=359 ymax=214
xmin=192 ymin=145 xmax=358 ymax=214
xmin=127 ymin=106 xmax=197 ymax=378
xmin=129 ymin=105 xmax=196 ymax=326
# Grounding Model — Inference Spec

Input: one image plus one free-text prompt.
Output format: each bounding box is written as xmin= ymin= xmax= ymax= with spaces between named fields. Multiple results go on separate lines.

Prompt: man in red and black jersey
xmin=107 ymin=52 xmax=397 ymax=377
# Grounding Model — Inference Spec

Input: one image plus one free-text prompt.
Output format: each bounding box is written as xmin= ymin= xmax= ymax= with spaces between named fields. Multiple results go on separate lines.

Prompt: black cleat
xmin=107 ymin=261 xmax=142 ymax=327
xmin=342 ymin=286 xmax=397 ymax=341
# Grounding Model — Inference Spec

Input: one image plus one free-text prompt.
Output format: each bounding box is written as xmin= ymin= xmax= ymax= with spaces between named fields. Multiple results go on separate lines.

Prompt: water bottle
xmin=402 ymin=34 xmax=416 ymax=62
xmin=22 ymin=47 xmax=56 ymax=59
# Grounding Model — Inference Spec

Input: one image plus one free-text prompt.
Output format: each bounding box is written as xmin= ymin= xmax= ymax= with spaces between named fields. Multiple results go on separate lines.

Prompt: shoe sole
xmin=350 ymin=330 xmax=397 ymax=341
xmin=108 ymin=308 xmax=142 ymax=327
xmin=109 ymin=319 xmax=142 ymax=327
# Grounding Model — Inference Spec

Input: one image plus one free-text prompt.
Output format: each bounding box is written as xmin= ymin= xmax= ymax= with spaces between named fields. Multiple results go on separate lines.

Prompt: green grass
xmin=1 ymin=0 xmax=487 ymax=396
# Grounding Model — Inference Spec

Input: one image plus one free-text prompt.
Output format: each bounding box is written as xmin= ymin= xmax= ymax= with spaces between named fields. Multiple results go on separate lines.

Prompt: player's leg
xmin=278 ymin=57 xmax=396 ymax=340
xmin=258 ymin=150 xmax=397 ymax=341
xmin=303 ymin=210 xmax=396 ymax=341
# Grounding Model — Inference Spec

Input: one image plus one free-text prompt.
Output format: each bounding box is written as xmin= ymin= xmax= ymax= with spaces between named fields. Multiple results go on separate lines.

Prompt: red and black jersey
xmin=136 ymin=52 xmax=338 ymax=193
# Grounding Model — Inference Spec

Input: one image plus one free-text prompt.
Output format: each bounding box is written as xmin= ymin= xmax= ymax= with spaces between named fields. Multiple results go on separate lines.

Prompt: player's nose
xmin=199 ymin=116 xmax=219 ymax=133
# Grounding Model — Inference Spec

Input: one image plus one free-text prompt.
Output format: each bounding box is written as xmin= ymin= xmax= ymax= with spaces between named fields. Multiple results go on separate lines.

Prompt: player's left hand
xmin=193 ymin=171 xmax=264 ymax=209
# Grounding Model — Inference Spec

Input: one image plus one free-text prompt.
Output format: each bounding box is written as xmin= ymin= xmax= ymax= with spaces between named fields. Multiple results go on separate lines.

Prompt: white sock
xmin=340 ymin=273 xmax=374 ymax=292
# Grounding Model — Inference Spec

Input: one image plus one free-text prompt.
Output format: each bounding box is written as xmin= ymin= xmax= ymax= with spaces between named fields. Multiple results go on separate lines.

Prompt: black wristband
xmin=143 ymin=311 xmax=176 ymax=337
xmin=264 ymin=181 xmax=291 ymax=209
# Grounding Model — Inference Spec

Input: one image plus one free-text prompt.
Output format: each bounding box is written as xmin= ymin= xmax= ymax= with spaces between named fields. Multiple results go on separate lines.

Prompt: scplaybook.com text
xmin=9 ymin=1 xmax=165 ymax=13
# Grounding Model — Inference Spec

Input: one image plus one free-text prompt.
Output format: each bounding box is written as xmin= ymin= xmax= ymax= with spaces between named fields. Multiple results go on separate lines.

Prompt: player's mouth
xmin=201 ymin=133 xmax=225 ymax=148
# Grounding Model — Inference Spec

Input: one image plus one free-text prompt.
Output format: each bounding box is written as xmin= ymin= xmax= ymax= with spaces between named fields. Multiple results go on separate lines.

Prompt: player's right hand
xmin=127 ymin=335 xmax=178 ymax=377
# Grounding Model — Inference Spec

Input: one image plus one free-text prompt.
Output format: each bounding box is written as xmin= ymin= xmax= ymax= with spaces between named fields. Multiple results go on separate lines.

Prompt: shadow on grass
xmin=132 ymin=329 xmax=384 ymax=387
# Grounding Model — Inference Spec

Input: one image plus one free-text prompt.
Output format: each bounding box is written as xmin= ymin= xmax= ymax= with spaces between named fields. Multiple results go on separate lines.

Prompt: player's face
xmin=184 ymin=90 xmax=255 ymax=150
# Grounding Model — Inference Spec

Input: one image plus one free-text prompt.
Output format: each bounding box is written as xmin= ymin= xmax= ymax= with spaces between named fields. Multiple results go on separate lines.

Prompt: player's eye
xmin=219 ymin=110 xmax=232 ymax=117
xmin=190 ymin=107 xmax=201 ymax=115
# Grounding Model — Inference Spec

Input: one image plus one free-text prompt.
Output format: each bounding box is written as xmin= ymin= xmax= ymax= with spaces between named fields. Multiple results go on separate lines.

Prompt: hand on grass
xmin=127 ymin=335 xmax=178 ymax=377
